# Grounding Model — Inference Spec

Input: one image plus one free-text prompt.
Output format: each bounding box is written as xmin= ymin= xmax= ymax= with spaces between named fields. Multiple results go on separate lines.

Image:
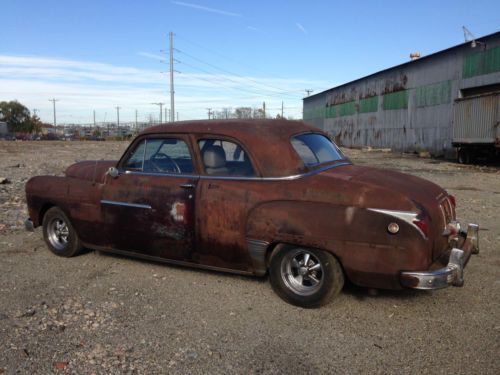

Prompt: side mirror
xmin=107 ymin=167 xmax=119 ymax=179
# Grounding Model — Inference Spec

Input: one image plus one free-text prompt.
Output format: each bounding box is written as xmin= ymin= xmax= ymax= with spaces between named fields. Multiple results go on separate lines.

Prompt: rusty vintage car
xmin=25 ymin=119 xmax=479 ymax=307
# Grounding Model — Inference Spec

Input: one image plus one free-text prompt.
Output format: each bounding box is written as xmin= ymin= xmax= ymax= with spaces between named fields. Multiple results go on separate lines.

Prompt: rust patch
xmin=170 ymin=202 xmax=186 ymax=222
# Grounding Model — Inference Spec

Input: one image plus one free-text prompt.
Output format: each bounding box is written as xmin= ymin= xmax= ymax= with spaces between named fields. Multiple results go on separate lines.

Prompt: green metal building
xmin=303 ymin=31 xmax=500 ymax=157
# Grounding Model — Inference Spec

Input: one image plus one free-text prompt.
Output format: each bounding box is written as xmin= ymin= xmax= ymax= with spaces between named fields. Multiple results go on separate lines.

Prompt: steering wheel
xmin=150 ymin=152 xmax=181 ymax=173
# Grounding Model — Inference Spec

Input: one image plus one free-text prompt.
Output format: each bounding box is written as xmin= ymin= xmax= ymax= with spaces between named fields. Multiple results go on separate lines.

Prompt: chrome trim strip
xmin=121 ymin=161 xmax=350 ymax=181
xmin=367 ymin=208 xmax=418 ymax=225
xmin=100 ymin=200 xmax=152 ymax=210
xmin=367 ymin=208 xmax=426 ymax=238
xmin=123 ymin=170 xmax=196 ymax=179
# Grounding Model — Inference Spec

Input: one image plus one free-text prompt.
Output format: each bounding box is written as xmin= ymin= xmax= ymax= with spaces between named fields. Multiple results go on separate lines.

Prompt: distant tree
xmin=235 ymin=107 xmax=252 ymax=119
xmin=253 ymin=108 xmax=265 ymax=119
xmin=29 ymin=114 xmax=43 ymax=134
xmin=0 ymin=100 xmax=34 ymax=132
xmin=221 ymin=107 xmax=233 ymax=119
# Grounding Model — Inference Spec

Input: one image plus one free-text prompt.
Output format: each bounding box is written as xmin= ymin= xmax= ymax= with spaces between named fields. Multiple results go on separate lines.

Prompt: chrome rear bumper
xmin=400 ymin=223 xmax=479 ymax=290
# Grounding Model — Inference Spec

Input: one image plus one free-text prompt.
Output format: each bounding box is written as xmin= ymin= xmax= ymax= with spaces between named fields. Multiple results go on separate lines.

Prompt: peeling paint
xmin=170 ymin=201 xmax=186 ymax=222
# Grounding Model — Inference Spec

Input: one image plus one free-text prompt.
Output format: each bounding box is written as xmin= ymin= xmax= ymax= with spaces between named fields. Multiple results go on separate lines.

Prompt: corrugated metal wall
xmin=304 ymin=34 xmax=500 ymax=156
xmin=453 ymin=93 xmax=499 ymax=143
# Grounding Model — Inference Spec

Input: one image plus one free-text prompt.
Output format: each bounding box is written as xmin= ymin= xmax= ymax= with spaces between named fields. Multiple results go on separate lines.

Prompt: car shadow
xmin=342 ymin=279 xmax=429 ymax=301
xmin=85 ymin=250 xmax=430 ymax=301
xmin=91 ymin=249 xmax=269 ymax=285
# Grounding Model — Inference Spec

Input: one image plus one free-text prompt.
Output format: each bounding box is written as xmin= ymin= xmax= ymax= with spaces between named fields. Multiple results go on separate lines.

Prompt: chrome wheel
xmin=281 ymin=249 xmax=324 ymax=296
xmin=47 ymin=217 xmax=69 ymax=251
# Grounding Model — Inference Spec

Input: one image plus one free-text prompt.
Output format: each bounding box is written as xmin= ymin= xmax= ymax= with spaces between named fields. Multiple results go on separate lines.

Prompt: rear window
xmin=291 ymin=134 xmax=344 ymax=167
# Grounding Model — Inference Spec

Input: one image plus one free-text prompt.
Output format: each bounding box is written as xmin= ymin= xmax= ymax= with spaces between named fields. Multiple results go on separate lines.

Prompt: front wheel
xmin=269 ymin=246 xmax=344 ymax=307
xmin=42 ymin=207 xmax=83 ymax=257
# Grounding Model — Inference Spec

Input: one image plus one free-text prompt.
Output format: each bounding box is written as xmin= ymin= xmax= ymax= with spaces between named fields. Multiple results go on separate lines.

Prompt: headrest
xmin=203 ymin=146 xmax=226 ymax=168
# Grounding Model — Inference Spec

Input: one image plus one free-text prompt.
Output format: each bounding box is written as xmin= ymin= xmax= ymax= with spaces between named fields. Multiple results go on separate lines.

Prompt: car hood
xmin=65 ymin=160 xmax=118 ymax=184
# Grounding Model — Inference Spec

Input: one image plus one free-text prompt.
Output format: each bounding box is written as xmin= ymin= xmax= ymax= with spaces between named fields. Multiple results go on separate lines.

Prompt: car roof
xmin=140 ymin=119 xmax=326 ymax=177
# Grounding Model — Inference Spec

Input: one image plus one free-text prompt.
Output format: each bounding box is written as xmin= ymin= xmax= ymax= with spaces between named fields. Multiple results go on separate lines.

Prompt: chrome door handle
xmin=179 ymin=183 xmax=195 ymax=189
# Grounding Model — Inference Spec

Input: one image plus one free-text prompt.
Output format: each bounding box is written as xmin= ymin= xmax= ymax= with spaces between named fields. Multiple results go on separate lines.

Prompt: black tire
xmin=42 ymin=206 xmax=83 ymax=257
xmin=269 ymin=246 xmax=344 ymax=308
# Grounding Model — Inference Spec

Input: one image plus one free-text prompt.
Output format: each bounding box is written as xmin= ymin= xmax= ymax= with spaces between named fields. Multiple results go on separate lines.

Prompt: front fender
xmin=26 ymin=175 xmax=103 ymax=242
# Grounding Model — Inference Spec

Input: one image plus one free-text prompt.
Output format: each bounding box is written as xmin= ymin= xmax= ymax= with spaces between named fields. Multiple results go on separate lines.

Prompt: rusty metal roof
xmin=141 ymin=119 xmax=316 ymax=138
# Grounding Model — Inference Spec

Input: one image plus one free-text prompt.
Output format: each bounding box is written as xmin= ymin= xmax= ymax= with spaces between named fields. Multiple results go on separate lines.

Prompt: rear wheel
xmin=269 ymin=246 xmax=344 ymax=307
xmin=42 ymin=207 xmax=83 ymax=257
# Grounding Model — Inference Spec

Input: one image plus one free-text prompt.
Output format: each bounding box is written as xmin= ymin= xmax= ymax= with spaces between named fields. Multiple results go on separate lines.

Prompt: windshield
xmin=291 ymin=133 xmax=345 ymax=167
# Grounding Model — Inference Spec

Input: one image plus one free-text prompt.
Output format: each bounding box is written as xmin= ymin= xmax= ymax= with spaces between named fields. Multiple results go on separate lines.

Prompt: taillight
xmin=448 ymin=194 xmax=456 ymax=207
xmin=413 ymin=216 xmax=429 ymax=238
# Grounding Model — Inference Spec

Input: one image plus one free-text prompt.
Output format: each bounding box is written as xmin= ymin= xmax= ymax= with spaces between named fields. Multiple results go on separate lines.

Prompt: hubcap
xmin=47 ymin=217 xmax=69 ymax=251
xmin=281 ymin=249 xmax=324 ymax=296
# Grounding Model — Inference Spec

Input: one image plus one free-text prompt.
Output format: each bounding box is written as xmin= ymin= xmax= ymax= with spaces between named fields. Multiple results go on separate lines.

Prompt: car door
xmin=193 ymin=137 xmax=260 ymax=272
xmin=101 ymin=135 xmax=198 ymax=260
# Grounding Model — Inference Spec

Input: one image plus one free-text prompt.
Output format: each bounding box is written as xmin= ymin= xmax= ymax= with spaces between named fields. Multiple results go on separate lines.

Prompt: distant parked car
xmin=25 ymin=120 xmax=479 ymax=307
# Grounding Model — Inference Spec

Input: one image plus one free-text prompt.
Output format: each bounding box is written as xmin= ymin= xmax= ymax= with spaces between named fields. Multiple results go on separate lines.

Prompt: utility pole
xmin=169 ymin=31 xmax=175 ymax=122
xmin=262 ymin=102 xmax=266 ymax=118
xmin=48 ymin=98 xmax=59 ymax=128
xmin=164 ymin=107 xmax=167 ymax=123
xmin=207 ymin=108 xmax=212 ymax=120
xmin=305 ymin=89 xmax=313 ymax=97
xmin=93 ymin=110 xmax=96 ymax=128
xmin=135 ymin=109 xmax=138 ymax=129
xmin=152 ymin=102 xmax=165 ymax=123
xmin=115 ymin=106 xmax=121 ymax=137
xmin=281 ymin=101 xmax=284 ymax=118
xmin=177 ymin=112 xmax=179 ymax=121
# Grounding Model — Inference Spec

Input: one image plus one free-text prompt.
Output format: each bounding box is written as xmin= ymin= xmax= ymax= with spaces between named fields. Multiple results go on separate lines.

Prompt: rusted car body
xmin=25 ymin=119 xmax=479 ymax=306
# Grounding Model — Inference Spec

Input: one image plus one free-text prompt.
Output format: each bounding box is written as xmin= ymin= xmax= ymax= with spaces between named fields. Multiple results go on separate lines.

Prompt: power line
xmin=176 ymin=33 xmax=292 ymax=82
xmin=175 ymin=47 xmax=302 ymax=95
xmin=177 ymin=61 xmax=300 ymax=100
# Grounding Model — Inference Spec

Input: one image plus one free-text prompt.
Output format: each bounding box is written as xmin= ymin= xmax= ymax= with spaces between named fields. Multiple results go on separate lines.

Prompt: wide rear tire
xmin=42 ymin=207 xmax=83 ymax=257
xmin=269 ymin=246 xmax=344 ymax=307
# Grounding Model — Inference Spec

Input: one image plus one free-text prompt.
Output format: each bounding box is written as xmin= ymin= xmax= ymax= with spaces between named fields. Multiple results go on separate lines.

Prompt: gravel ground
xmin=0 ymin=140 xmax=499 ymax=374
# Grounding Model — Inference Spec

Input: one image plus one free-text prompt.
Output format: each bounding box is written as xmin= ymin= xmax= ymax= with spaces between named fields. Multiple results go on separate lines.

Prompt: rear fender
xmin=245 ymin=200 xmax=429 ymax=287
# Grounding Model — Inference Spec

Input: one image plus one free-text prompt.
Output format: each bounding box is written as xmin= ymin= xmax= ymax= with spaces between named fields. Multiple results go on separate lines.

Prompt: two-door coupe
xmin=25 ymin=119 xmax=479 ymax=307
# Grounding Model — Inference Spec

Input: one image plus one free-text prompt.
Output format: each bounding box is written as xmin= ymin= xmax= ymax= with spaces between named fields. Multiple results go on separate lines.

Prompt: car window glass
xmin=198 ymin=139 xmax=255 ymax=177
xmin=122 ymin=140 xmax=146 ymax=171
xmin=291 ymin=134 xmax=345 ymax=167
xmin=123 ymin=138 xmax=194 ymax=174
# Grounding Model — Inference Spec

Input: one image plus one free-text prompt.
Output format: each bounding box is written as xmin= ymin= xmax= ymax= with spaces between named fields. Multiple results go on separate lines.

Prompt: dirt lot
xmin=0 ymin=140 xmax=499 ymax=374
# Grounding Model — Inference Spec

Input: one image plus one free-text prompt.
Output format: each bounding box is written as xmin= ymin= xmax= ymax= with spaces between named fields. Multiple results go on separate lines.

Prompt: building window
xmin=416 ymin=81 xmax=451 ymax=108
xmin=383 ymin=90 xmax=408 ymax=110
xmin=463 ymin=46 xmax=500 ymax=78
xmin=359 ymin=96 xmax=379 ymax=113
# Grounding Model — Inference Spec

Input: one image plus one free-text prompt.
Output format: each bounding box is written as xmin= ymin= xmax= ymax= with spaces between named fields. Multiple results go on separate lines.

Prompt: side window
xmin=198 ymin=139 xmax=255 ymax=177
xmin=122 ymin=138 xmax=194 ymax=174
xmin=291 ymin=134 xmax=345 ymax=167
xmin=122 ymin=140 xmax=146 ymax=171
